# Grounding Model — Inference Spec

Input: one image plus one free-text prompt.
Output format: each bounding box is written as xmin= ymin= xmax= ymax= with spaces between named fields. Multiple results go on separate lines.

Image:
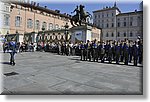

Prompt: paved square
xmin=0 ymin=52 xmax=142 ymax=95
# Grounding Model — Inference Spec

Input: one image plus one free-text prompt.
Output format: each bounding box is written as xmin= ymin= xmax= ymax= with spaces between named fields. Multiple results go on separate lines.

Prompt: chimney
xmin=45 ymin=6 xmax=47 ymax=9
xmin=135 ymin=9 xmax=137 ymax=12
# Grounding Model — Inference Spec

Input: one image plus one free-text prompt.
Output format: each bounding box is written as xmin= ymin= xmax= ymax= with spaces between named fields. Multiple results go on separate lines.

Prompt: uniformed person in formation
xmin=107 ymin=41 xmax=112 ymax=63
xmin=133 ymin=41 xmax=139 ymax=66
xmin=104 ymin=41 xmax=109 ymax=61
xmin=92 ymin=40 xmax=98 ymax=62
xmin=123 ymin=40 xmax=129 ymax=65
xmin=85 ymin=40 xmax=92 ymax=61
xmin=120 ymin=41 xmax=124 ymax=62
xmin=115 ymin=41 xmax=120 ymax=64
xmin=80 ymin=41 xmax=85 ymax=61
xmin=100 ymin=41 xmax=105 ymax=63
xmin=112 ymin=41 xmax=116 ymax=61
xmin=138 ymin=40 xmax=143 ymax=65
xmin=128 ymin=41 xmax=133 ymax=63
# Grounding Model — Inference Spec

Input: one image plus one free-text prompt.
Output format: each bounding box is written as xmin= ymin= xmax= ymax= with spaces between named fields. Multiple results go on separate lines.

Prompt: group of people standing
xmin=2 ymin=38 xmax=143 ymax=66
xmin=78 ymin=39 xmax=143 ymax=66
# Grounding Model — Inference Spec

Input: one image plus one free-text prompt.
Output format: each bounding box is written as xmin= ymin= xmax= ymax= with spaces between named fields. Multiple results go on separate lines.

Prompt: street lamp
xmin=64 ymin=23 xmax=69 ymax=44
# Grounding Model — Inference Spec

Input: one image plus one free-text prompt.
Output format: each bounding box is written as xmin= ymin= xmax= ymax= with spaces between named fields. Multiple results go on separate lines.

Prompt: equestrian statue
xmin=71 ymin=5 xmax=92 ymax=27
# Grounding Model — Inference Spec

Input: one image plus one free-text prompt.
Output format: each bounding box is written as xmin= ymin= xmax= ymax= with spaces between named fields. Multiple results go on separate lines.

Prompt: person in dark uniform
xmin=66 ymin=43 xmax=70 ymax=56
xmin=119 ymin=41 xmax=124 ymax=62
xmin=8 ymin=38 xmax=17 ymax=65
xmin=85 ymin=40 xmax=91 ymax=61
xmin=104 ymin=41 xmax=109 ymax=61
xmin=115 ymin=41 xmax=120 ymax=64
xmin=138 ymin=40 xmax=143 ymax=64
xmin=107 ymin=41 xmax=112 ymax=64
xmin=80 ymin=42 xmax=85 ymax=61
xmin=123 ymin=41 xmax=129 ymax=65
xmin=128 ymin=41 xmax=133 ymax=63
xmin=92 ymin=40 xmax=98 ymax=62
xmin=97 ymin=41 xmax=101 ymax=60
xmin=133 ymin=41 xmax=139 ymax=66
xmin=100 ymin=41 xmax=105 ymax=63
xmin=61 ymin=42 xmax=65 ymax=55
xmin=112 ymin=41 xmax=116 ymax=61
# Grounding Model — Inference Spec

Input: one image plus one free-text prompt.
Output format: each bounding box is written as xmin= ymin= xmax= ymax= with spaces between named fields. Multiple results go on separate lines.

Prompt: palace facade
xmin=93 ymin=2 xmax=143 ymax=41
xmin=0 ymin=0 xmax=101 ymax=43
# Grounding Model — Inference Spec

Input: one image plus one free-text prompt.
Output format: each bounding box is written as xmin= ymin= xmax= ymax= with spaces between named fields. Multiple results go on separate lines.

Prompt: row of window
xmin=117 ymin=21 xmax=133 ymax=27
xmin=15 ymin=16 xmax=63 ymax=30
xmin=95 ymin=21 xmax=134 ymax=28
xmin=117 ymin=16 xmax=141 ymax=21
xmin=94 ymin=12 xmax=114 ymax=19
xmin=105 ymin=32 xmax=133 ymax=37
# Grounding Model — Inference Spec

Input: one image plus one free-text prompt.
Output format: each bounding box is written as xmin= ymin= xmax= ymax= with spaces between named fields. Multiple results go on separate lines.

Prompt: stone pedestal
xmin=70 ymin=25 xmax=92 ymax=44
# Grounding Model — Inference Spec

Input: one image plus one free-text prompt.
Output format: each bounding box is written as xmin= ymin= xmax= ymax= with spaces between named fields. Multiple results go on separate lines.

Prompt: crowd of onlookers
xmin=2 ymin=38 xmax=143 ymax=66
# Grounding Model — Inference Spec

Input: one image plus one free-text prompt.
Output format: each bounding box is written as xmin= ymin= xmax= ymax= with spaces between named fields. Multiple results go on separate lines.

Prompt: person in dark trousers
xmin=107 ymin=41 xmax=112 ymax=64
xmin=92 ymin=40 xmax=98 ymax=62
xmin=123 ymin=41 xmax=129 ymax=65
xmin=104 ymin=41 xmax=109 ymax=61
xmin=112 ymin=41 xmax=116 ymax=61
xmin=133 ymin=41 xmax=139 ymax=66
xmin=80 ymin=42 xmax=85 ymax=61
xmin=119 ymin=41 xmax=124 ymax=62
xmin=128 ymin=41 xmax=133 ymax=63
xmin=115 ymin=41 xmax=120 ymax=64
xmin=8 ymin=38 xmax=17 ymax=66
xmin=85 ymin=40 xmax=91 ymax=61
xmin=138 ymin=40 xmax=143 ymax=64
xmin=100 ymin=41 xmax=105 ymax=63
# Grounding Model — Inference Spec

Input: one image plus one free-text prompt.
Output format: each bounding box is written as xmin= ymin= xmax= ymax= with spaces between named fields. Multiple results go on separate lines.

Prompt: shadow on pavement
xmin=0 ymin=62 xmax=11 ymax=65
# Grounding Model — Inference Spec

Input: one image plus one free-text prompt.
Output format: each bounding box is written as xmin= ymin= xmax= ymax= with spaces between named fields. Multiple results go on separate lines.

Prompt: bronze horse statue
xmin=70 ymin=5 xmax=92 ymax=27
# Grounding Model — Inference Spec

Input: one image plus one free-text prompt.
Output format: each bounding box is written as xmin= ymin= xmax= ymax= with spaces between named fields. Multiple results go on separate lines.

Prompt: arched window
xmin=35 ymin=20 xmax=40 ymax=30
xmin=55 ymin=24 xmax=59 ymax=30
xmin=42 ymin=22 xmax=47 ymax=30
xmin=49 ymin=23 xmax=53 ymax=30
xmin=15 ymin=16 xmax=21 ymax=27
xmin=27 ymin=19 xmax=33 ymax=28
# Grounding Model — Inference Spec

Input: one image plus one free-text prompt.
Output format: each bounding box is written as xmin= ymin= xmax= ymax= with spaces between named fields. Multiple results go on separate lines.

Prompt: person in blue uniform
xmin=123 ymin=41 xmax=129 ymax=65
xmin=80 ymin=42 xmax=85 ymax=61
xmin=8 ymin=38 xmax=17 ymax=65
xmin=92 ymin=40 xmax=98 ymax=62
xmin=115 ymin=41 xmax=120 ymax=64
xmin=104 ymin=41 xmax=109 ymax=61
xmin=133 ymin=41 xmax=139 ymax=66
xmin=107 ymin=41 xmax=112 ymax=63
xmin=128 ymin=41 xmax=133 ymax=63
xmin=100 ymin=41 xmax=105 ymax=63
xmin=112 ymin=41 xmax=116 ymax=61
xmin=138 ymin=40 xmax=143 ymax=64
xmin=119 ymin=41 xmax=124 ymax=62
xmin=86 ymin=40 xmax=92 ymax=61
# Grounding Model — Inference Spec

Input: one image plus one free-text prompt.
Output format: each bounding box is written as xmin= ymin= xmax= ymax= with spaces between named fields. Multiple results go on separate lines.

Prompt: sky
xmin=33 ymin=0 xmax=143 ymax=15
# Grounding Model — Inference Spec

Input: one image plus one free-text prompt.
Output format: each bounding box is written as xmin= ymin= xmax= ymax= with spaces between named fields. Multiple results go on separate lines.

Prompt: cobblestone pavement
xmin=0 ymin=52 xmax=143 ymax=95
